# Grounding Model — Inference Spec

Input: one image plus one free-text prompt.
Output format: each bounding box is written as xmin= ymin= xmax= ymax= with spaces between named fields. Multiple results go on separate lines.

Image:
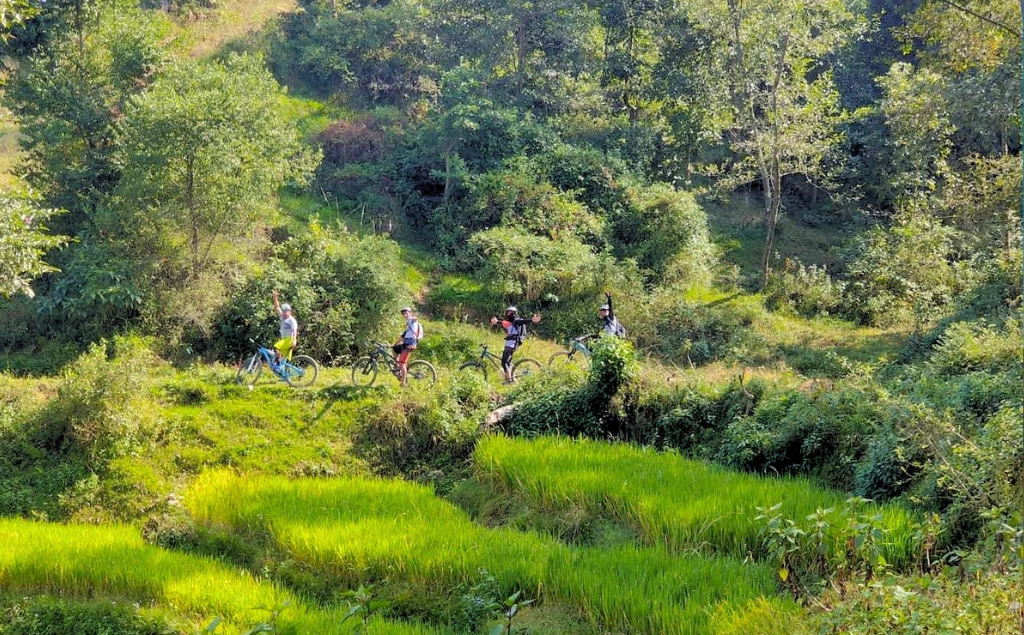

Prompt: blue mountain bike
xmin=236 ymin=343 xmax=319 ymax=389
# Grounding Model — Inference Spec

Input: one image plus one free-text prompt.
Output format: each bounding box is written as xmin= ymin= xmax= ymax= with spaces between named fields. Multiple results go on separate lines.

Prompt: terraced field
xmin=185 ymin=470 xmax=802 ymax=635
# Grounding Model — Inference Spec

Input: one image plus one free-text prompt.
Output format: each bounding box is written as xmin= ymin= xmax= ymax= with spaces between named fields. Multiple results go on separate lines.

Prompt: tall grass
xmin=0 ymin=518 xmax=442 ymax=635
xmin=474 ymin=436 xmax=918 ymax=566
xmin=186 ymin=471 xmax=803 ymax=635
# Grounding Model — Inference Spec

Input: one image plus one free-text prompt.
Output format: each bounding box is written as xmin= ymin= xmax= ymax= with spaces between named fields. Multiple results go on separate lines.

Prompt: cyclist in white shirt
xmin=392 ymin=307 xmax=424 ymax=386
xmin=272 ymin=290 xmax=298 ymax=367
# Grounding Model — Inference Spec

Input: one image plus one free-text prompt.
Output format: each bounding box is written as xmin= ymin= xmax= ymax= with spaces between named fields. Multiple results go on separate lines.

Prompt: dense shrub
xmin=842 ymin=213 xmax=968 ymax=327
xmin=0 ymin=595 xmax=174 ymax=635
xmin=27 ymin=336 xmax=157 ymax=467
xmin=206 ymin=223 xmax=405 ymax=363
xmin=928 ymin=318 xmax=1021 ymax=375
xmin=611 ymin=185 xmax=716 ymax=283
xmin=504 ymin=337 xmax=638 ymax=438
xmin=352 ymin=377 xmax=491 ymax=478
xmin=466 ymin=161 xmax=604 ymax=243
xmin=466 ymin=228 xmax=601 ymax=301
xmin=629 ymin=289 xmax=766 ymax=366
xmin=764 ymin=258 xmax=846 ymax=318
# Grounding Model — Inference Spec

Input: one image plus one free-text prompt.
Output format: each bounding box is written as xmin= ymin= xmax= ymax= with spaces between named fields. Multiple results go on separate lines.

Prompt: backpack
xmin=613 ymin=319 xmax=626 ymax=338
xmin=504 ymin=321 xmax=527 ymax=346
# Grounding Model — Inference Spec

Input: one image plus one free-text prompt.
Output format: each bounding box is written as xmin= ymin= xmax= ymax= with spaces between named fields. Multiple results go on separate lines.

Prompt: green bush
xmin=764 ymin=258 xmax=846 ymax=318
xmin=352 ymin=378 xmax=490 ymax=477
xmin=842 ymin=213 xmax=968 ymax=327
xmin=207 ymin=223 xmax=405 ymax=363
xmin=630 ymin=289 xmax=766 ymax=366
xmin=504 ymin=337 xmax=638 ymax=439
xmin=466 ymin=228 xmax=601 ymax=301
xmin=929 ymin=318 xmax=1021 ymax=375
xmin=28 ymin=336 xmax=157 ymax=467
xmin=611 ymin=184 xmax=716 ymax=283
xmin=0 ymin=594 xmax=175 ymax=635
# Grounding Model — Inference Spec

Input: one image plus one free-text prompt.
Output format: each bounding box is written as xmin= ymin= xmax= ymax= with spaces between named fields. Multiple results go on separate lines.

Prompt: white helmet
xmin=280 ymin=303 xmax=292 ymax=313
xmin=505 ymin=306 xmax=518 ymax=314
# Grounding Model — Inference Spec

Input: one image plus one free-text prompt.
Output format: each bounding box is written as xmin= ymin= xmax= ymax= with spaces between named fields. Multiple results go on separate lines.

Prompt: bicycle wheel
xmin=351 ymin=357 xmax=379 ymax=387
xmin=548 ymin=351 xmax=589 ymax=371
xmin=235 ymin=353 xmax=262 ymax=388
xmin=513 ymin=358 xmax=542 ymax=381
xmin=285 ymin=355 xmax=319 ymax=388
xmin=458 ymin=361 xmax=488 ymax=381
xmin=406 ymin=360 xmax=437 ymax=386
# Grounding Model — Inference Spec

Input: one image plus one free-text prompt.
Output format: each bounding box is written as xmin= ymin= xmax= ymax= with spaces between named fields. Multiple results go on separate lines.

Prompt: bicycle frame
xmin=567 ymin=337 xmax=593 ymax=358
xmin=256 ymin=346 xmax=303 ymax=379
xmin=368 ymin=343 xmax=401 ymax=373
xmin=475 ymin=344 xmax=506 ymax=370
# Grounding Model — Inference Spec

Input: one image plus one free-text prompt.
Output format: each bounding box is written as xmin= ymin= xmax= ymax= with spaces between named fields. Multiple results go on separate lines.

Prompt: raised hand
xmin=490 ymin=316 xmax=498 ymax=326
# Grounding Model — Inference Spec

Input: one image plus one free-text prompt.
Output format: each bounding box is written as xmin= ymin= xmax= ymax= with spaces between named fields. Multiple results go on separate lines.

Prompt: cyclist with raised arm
xmin=598 ymin=292 xmax=626 ymax=338
xmin=490 ymin=306 xmax=540 ymax=383
xmin=392 ymin=307 xmax=424 ymax=387
xmin=272 ymin=290 xmax=298 ymax=368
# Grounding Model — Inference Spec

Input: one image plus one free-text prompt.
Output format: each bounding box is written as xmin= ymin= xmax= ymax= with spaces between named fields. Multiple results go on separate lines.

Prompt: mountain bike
xmin=548 ymin=335 xmax=594 ymax=370
xmin=236 ymin=343 xmax=319 ymax=389
xmin=351 ymin=342 xmax=437 ymax=387
xmin=458 ymin=343 xmax=542 ymax=382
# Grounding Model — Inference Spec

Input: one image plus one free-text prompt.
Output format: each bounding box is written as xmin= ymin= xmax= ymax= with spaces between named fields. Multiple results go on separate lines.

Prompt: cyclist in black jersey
xmin=489 ymin=306 xmax=540 ymax=383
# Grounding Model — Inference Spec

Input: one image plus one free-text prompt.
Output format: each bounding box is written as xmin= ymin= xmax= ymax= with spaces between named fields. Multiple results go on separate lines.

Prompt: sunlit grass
xmin=174 ymin=0 xmax=297 ymax=59
xmin=474 ymin=436 xmax=918 ymax=566
xmin=186 ymin=471 xmax=804 ymax=634
xmin=0 ymin=518 xmax=443 ymax=634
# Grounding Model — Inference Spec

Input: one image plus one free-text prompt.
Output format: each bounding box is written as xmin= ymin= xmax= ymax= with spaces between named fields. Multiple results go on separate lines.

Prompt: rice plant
xmin=473 ymin=435 xmax=918 ymax=568
xmin=0 ymin=518 xmax=444 ymax=635
xmin=186 ymin=471 xmax=804 ymax=635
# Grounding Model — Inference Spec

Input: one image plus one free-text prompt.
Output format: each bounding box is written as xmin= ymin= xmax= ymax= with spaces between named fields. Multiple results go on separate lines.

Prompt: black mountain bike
xmin=458 ymin=343 xmax=541 ymax=382
xmin=351 ymin=342 xmax=437 ymax=387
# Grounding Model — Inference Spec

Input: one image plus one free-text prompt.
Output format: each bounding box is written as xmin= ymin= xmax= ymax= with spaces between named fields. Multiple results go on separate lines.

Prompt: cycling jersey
xmin=402 ymin=318 xmax=424 ymax=342
xmin=502 ymin=318 xmax=530 ymax=350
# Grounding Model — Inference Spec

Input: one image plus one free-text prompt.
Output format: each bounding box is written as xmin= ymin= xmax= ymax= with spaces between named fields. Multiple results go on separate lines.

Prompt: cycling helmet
xmin=505 ymin=306 xmax=518 ymax=314
xmin=599 ymin=304 xmax=609 ymax=311
xmin=280 ymin=303 xmax=292 ymax=312
xmin=400 ymin=307 xmax=412 ymax=313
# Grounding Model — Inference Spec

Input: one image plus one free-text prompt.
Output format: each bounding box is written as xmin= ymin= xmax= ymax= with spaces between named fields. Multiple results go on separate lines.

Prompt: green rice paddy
xmin=474 ymin=435 xmax=919 ymax=566
xmin=186 ymin=471 xmax=803 ymax=635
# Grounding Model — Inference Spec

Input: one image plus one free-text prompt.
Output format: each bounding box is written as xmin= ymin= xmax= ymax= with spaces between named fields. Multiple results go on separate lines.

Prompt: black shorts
xmin=501 ymin=346 xmax=515 ymax=369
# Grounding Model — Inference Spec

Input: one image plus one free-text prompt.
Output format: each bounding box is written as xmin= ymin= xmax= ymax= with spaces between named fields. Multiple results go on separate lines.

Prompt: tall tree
xmin=3 ymin=7 xmax=166 ymax=218
xmin=115 ymin=54 xmax=317 ymax=277
xmin=714 ymin=0 xmax=864 ymax=284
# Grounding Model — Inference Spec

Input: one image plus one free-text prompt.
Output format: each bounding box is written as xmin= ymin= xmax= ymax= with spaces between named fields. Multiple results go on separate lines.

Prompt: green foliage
xmin=842 ymin=212 xmax=967 ymax=327
xmin=612 ymin=184 xmax=716 ymax=283
xmin=3 ymin=6 xmax=168 ymax=212
xmin=27 ymin=336 xmax=156 ymax=467
xmin=0 ymin=190 xmax=65 ymax=298
xmin=467 ymin=161 xmax=603 ymax=243
xmin=0 ymin=594 xmax=174 ymax=635
xmin=928 ymin=318 xmax=1021 ymax=375
xmin=504 ymin=337 xmax=637 ymax=438
xmin=352 ymin=377 xmax=490 ymax=477
xmin=207 ymin=223 xmax=404 ymax=363
xmin=116 ymin=52 xmax=317 ymax=277
xmin=764 ymin=258 xmax=846 ymax=318
xmin=467 ymin=228 xmax=600 ymax=302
